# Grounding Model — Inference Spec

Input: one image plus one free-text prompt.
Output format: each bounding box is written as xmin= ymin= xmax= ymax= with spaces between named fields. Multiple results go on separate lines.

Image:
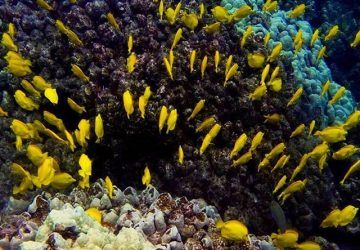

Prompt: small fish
xmin=273 ymin=175 xmax=287 ymax=194
xmin=71 ymin=64 xmax=89 ymax=82
xmin=123 ymin=90 xmax=134 ymax=119
xmin=271 ymin=229 xmax=299 ymax=249
xmin=278 ymin=179 xmax=307 ymax=204
xmin=85 ymin=208 xmax=102 ymax=224
xmin=315 ymin=126 xmax=347 ymax=143
xmin=67 ymin=98 xmax=86 ymax=114
xmin=51 ymin=172 xmax=76 ymax=189
xmin=215 ymin=219 xmax=248 ymax=241
xmin=318 ymin=154 xmax=327 ymax=172
xmin=264 ymin=32 xmax=271 ymax=46
xmin=310 ymin=29 xmax=320 ymax=47
xmin=20 ymin=80 xmax=41 ymax=97
xmin=14 ymin=90 xmax=39 ymax=111
xmin=233 ymin=151 xmax=252 ymax=166
xmin=271 ymin=155 xmax=290 ymax=172
xmin=208 ymin=124 xmax=221 ymax=138
xmin=321 ymin=209 xmax=341 ymax=228
xmin=265 ymin=143 xmax=286 ymax=161
xmin=230 ymin=133 xmax=248 ymax=158
xmin=332 ymin=145 xmax=359 ymax=160
xmin=44 ymin=88 xmax=58 ymax=105
xmin=247 ymin=53 xmax=265 ymax=68
xmin=78 ymin=154 xmax=92 ymax=188
xmin=166 ymin=2 xmax=182 ymax=25
xmin=269 ymin=66 xmax=280 ymax=82
xmin=11 ymin=163 xmax=33 ymax=194
xmin=287 ymin=87 xmax=303 ymax=107
xmin=317 ymin=46 xmax=326 ymax=61
xmin=199 ymin=134 xmax=212 ymax=155
xmin=201 ymin=56 xmax=208 ymax=79
xmin=329 ymin=86 xmax=346 ymax=105
xmin=267 ymin=43 xmax=282 ymax=62
xmin=308 ymin=120 xmax=316 ymax=135
xmin=7 ymin=23 xmax=16 ymax=39
xmin=64 ymin=129 xmax=76 ymax=152
xmin=95 ymin=114 xmax=104 ymax=143
xmin=138 ymin=86 xmax=152 ymax=119
xmin=159 ymin=0 xmax=164 ymax=20
xmin=224 ymin=63 xmax=238 ymax=85
xmin=343 ymin=110 xmax=360 ymax=130
xmin=294 ymin=39 xmax=303 ymax=54
xmin=324 ymin=25 xmax=339 ymax=42
xmin=341 ymin=159 xmax=360 ymax=185
xmin=290 ymin=153 xmax=310 ymax=182
xmin=262 ymin=0 xmax=278 ymax=12
xmin=127 ymin=53 xmax=137 ymax=73
xmin=32 ymin=75 xmax=52 ymax=91
xmin=214 ymin=51 xmax=220 ymax=73
xmin=249 ymin=83 xmax=267 ymax=101
xmin=166 ymin=109 xmax=178 ymax=133
xmin=163 ymin=57 xmax=173 ymax=80
xmin=188 ymin=99 xmax=205 ymax=121
xmin=171 ymin=28 xmax=183 ymax=50
xmin=225 ymin=55 xmax=233 ymax=75
xmin=55 ymin=20 xmax=83 ymax=46
xmin=36 ymin=0 xmax=53 ymax=11
xmin=196 ymin=117 xmax=216 ymax=133
xmin=290 ymin=124 xmax=305 ymax=138
xmin=104 ymin=176 xmax=113 ymax=199
xmin=338 ymin=205 xmax=359 ymax=227
xmin=264 ymin=113 xmax=281 ymax=125
xmin=261 ymin=64 xmax=270 ymax=84
xmin=231 ymin=5 xmax=253 ymax=21
xmin=106 ymin=13 xmax=120 ymax=31
xmin=258 ymin=157 xmax=270 ymax=171
xmin=10 ymin=119 xmax=31 ymax=139
xmin=27 ymin=144 xmax=48 ymax=166
xmin=168 ymin=49 xmax=174 ymax=68
xmin=350 ymin=30 xmax=360 ymax=48
xmin=294 ymin=30 xmax=303 ymax=45
xmin=309 ymin=141 xmax=329 ymax=160
xmin=1 ymin=33 xmax=18 ymax=51
xmin=240 ymin=26 xmax=253 ymax=49
xmin=128 ymin=34 xmax=133 ymax=54
xmin=36 ymin=157 xmax=56 ymax=187
xmin=0 ymin=107 xmax=8 ymax=117
xmin=159 ymin=106 xmax=168 ymax=132
xmin=295 ymin=241 xmax=321 ymax=250
xmin=203 ymin=22 xmax=221 ymax=33
xmin=250 ymin=131 xmax=264 ymax=152
xmin=181 ymin=13 xmax=198 ymax=30
xmin=178 ymin=145 xmax=184 ymax=164
xmin=211 ymin=6 xmax=231 ymax=23
xmin=320 ymin=80 xmax=330 ymax=97
xmin=15 ymin=136 xmax=22 ymax=151
xmin=43 ymin=110 xmax=66 ymax=132
xmin=198 ymin=3 xmax=205 ymax=19
xmin=142 ymin=166 xmax=151 ymax=186
xmin=190 ymin=50 xmax=196 ymax=73
xmin=267 ymin=78 xmax=282 ymax=92
xmin=288 ymin=4 xmax=306 ymax=18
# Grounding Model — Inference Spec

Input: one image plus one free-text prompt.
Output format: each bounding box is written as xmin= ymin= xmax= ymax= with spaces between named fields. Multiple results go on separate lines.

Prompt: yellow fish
xmin=332 ymin=145 xmax=359 ymax=160
xmin=71 ymin=64 xmax=89 ymax=82
xmin=230 ymin=133 xmax=248 ymax=158
xmin=309 ymin=141 xmax=329 ymax=160
xmin=163 ymin=57 xmax=173 ymax=80
xmin=104 ymin=176 xmax=113 ymax=199
xmin=264 ymin=32 xmax=271 ymax=46
xmin=247 ymin=53 xmax=265 ymax=68
xmin=224 ymin=63 xmax=238 ymax=85
xmin=64 ymin=129 xmax=76 ymax=152
xmin=321 ymin=209 xmax=341 ymax=228
xmin=309 ymin=120 xmax=316 ymax=135
xmin=26 ymin=144 xmax=48 ymax=166
xmin=267 ymin=43 xmax=282 ymax=62
xmin=128 ymin=34 xmax=133 ymax=54
xmin=142 ymin=166 xmax=151 ymax=186
xmin=338 ymin=205 xmax=358 ymax=226
xmin=262 ymin=0 xmax=278 ymax=12
xmin=43 ymin=110 xmax=66 ymax=132
xmin=190 ymin=50 xmax=196 ymax=73
xmin=138 ymin=86 xmax=152 ymax=119
xmin=159 ymin=0 xmax=164 ymax=20
xmin=201 ymin=55 xmax=208 ymax=79
xmin=273 ymin=175 xmax=287 ymax=194
xmin=1 ymin=33 xmax=18 ymax=51
xmin=15 ymin=136 xmax=22 ymax=151
xmin=295 ymin=241 xmax=321 ymax=250
xmin=166 ymin=109 xmax=178 ymax=133
xmin=278 ymin=179 xmax=307 ymax=204
xmin=159 ymin=106 xmax=168 ymax=132
xmin=55 ymin=20 xmax=83 ymax=46
xmin=265 ymin=142 xmax=286 ymax=161
xmin=14 ymin=90 xmax=39 ymax=111
xmin=44 ymin=88 xmax=58 ymax=104
xmin=36 ymin=158 xmax=56 ymax=186
xmin=215 ymin=219 xmax=248 ymax=241
xmin=211 ymin=6 xmax=231 ymax=23
xmin=287 ymin=87 xmax=303 ymax=107
xmin=290 ymin=154 xmax=310 ymax=182
xmin=249 ymin=83 xmax=267 ymax=101
xmin=67 ymin=98 xmax=86 ymax=114
xmin=317 ymin=46 xmax=326 ymax=61
xmin=233 ymin=151 xmax=252 ymax=166
xmin=0 ymin=106 xmax=8 ymax=117
xmin=324 ymin=25 xmax=339 ymax=42
xmin=199 ymin=134 xmax=212 ymax=155
xmin=209 ymin=123 xmax=221 ymax=138
xmin=168 ymin=49 xmax=174 ymax=68
xmin=321 ymin=80 xmax=330 ymax=97
xmin=32 ymin=75 xmax=52 ymax=91
xmin=171 ymin=28 xmax=183 ymax=50
xmin=196 ymin=116 xmax=216 ymax=133
xmin=340 ymin=159 xmax=360 ymax=185
xmin=231 ymin=5 xmax=253 ymax=21
xmin=123 ymin=90 xmax=134 ymax=119
xmin=11 ymin=163 xmax=33 ymax=194
xmin=264 ymin=113 xmax=281 ymax=125
xmin=20 ymin=80 xmax=41 ymax=97
xmin=258 ymin=157 xmax=270 ymax=171
xmin=343 ymin=110 xmax=360 ymax=130
xmin=294 ymin=30 xmax=303 ymax=45
xmin=166 ymin=2 xmax=181 ymax=25
xmin=329 ymin=86 xmax=346 ymax=105
xmin=199 ymin=3 xmax=205 ymax=19
xmin=181 ymin=13 xmax=198 ymax=30
xmin=127 ymin=53 xmax=137 ymax=73
xmin=78 ymin=154 xmax=92 ymax=188
xmin=36 ymin=0 xmax=53 ymax=11
xmin=270 ymin=66 xmax=280 ymax=83
xmin=310 ymin=29 xmax=320 ymax=47
xmin=261 ymin=64 xmax=270 ymax=84
xmin=7 ymin=23 xmax=16 ymax=39
xmin=95 ymin=114 xmax=104 ymax=143
xmin=178 ymin=145 xmax=184 ymax=164
xmin=271 ymin=229 xmax=298 ymax=249
xmin=267 ymin=78 xmax=282 ymax=92
xmin=240 ymin=26 xmax=253 ymax=49
xmin=51 ymin=172 xmax=76 ymax=189
xmin=271 ymin=155 xmax=290 ymax=172
xmin=85 ymin=208 xmax=102 ymax=224
xmin=7 ymin=61 xmax=32 ymax=77
xmin=107 ymin=13 xmax=120 ymax=31
xmin=225 ymin=55 xmax=233 ymax=75
xmin=250 ymin=131 xmax=264 ymax=151
xmin=203 ymin=22 xmax=221 ymax=33
xmin=314 ymin=126 xmax=347 ymax=143
xmin=10 ymin=119 xmax=31 ymax=139
xmin=188 ymin=99 xmax=205 ymax=121
xmin=350 ymin=30 xmax=360 ymax=48
xmin=290 ymin=124 xmax=305 ymax=138
xmin=288 ymin=4 xmax=306 ymax=18
xmin=214 ymin=51 xmax=220 ymax=73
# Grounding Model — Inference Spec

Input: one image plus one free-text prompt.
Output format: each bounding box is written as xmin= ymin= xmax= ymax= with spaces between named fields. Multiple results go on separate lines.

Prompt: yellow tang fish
xmin=295 ymin=241 xmax=321 ymax=250
xmin=44 ymin=88 xmax=58 ymax=104
xmin=181 ymin=13 xmax=198 ymax=30
xmin=267 ymin=78 xmax=282 ymax=92
xmin=215 ymin=219 xmax=248 ymax=241
xmin=166 ymin=109 xmax=178 ymax=133
xmin=269 ymin=66 xmax=280 ymax=82
xmin=350 ymin=30 xmax=360 ymax=48
xmin=187 ymin=99 xmax=205 ymax=121
xmin=199 ymin=134 xmax=212 ymax=155
xmin=231 ymin=5 xmax=253 ymax=21
xmin=67 ymin=97 xmax=86 ymax=114
xmin=171 ymin=28 xmax=183 ymax=50
xmin=317 ymin=46 xmax=326 ymax=61
xmin=264 ymin=32 xmax=271 ymax=46
xmin=233 ymin=151 xmax=252 ymax=166
xmin=95 ymin=114 xmax=104 ymax=143
xmin=271 ymin=229 xmax=298 ymax=249
xmin=71 ymin=64 xmax=90 ymax=82
xmin=104 ymin=176 xmax=113 ymax=199
xmin=224 ymin=63 xmax=238 ymax=85
xmin=273 ymin=175 xmax=287 ymax=194
xmin=247 ymin=53 xmax=265 ymax=68
xmin=225 ymin=55 xmax=233 ymax=75
xmin=328 ymin=86 xmax=346 ymax=105
xmin=32 ymin=75 xmax=52 ymax=91
xmin=310 ymin=29 xmax=320 ymax=47
xmin=290 ymin=154 xmax=310 ymax=182
xmin=159 ymin=106 xmax=168 ymax=132
xmin=340 ymin=160 xmax=360 ymax=185
xmin=198 ymin=3 xmax=205 ymax=19
xmin=271 ymin=155 xmax=290 ymax=172
xmin=264 ymin=113 xmax=281 ymax=125
xmin=85 ymin=208 xmax=102 ymax=224
xmin=249 ymin=84 xmax=267 ymax=101
xmin=190 ymin=50 xmax=196 ymax=73
xmin=127 ymin=53 xmax=137 ymax=73
xmin=240 ymin=26 xmax=253 ymax=49
xmin=211 ymin=6 xmax=231 ymax=23
xmin=338 ymin=205 xmax=358 ymax=227
xmin=159 ymin=0 xmax=164 ymax=20
xmin=26 ymin=144 xmax=48 ymax=166
xmin=332 ymin=145 xmax=359 ymax=160
xmin=321 ymin=80 xmax=330 ymax=97
xmin=324 ymin=25 xmax=339 ymax=42
xmin=142 ymin=166 xmax=151 ymax=186
xmin=250 ymin=131 xmax=264 ymax=151
xmin=123 ymin=90 xmax=134 ymax=119
xmin=20 ymin=80 xmax=41 ymax=97
xmin=309 ymin=120 xmax=316 ymax=135
xmin=263 ymin=0 xmax=278 ymax=12
xmin=214 ymin=50 xmax=220 ymax=72
xmin=43 ymin=110 xmax=66 ymax=132
xmin=196 ymin=116 xmax=216 ymax=133
xmin=178 ymin=145 xmax=184 ymax=164
xmin=230 ymin=133 xmax=248 ymax=158
xmin=128 ymin=34 xmax=133 ymax=54
xmin=201 ymin=55 xmax=208 ymax=79
xmin=261 ymin=64 xmax=270 ymax=84
xmin=107 ymin=13 xmax=120 ymax=31
xmin=7 ymin=23 xmax=16 ymax=39
xmin=163 ymin=57 xmax=173 ymax=80
xmin=14 ymin=90 xmax=39 ymax=111
xmin=265 ymin=142 xmax=286 ymax=161
xmin=203 ymin=22 xmax=221 ymax=33
xmin=51 ymin=172 xmax=76 ymax=189
xmin=288 ymin=4 xmax=306 ymax=18
xmin=343 ymin=110 xmax=360 ymax=130
xmin=36 ymin=0 xmax=53 ymax=11
xmin=267 ymin=43 xmax=282 ymax=62
xmin=287 ymin=87 xmax=303 ymax=107
xmin=0 ymin=106 xmax=8 ymax=117
xmin=290 ymin=124 xmax=305 ymax=138
xmin=278 ymin=179 xmax=307 ymax=204
xmin=1 ymin=33 xmax=18 ymax=51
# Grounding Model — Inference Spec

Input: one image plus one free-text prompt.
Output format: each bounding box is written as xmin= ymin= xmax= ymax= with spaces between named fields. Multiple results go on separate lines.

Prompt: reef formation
xmin=0 ymin=0 xmax=360 ymax=249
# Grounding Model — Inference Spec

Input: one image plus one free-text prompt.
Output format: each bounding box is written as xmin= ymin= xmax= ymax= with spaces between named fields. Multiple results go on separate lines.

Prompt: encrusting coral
xmin=0 ymin=0 xmax=359 ymax=248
